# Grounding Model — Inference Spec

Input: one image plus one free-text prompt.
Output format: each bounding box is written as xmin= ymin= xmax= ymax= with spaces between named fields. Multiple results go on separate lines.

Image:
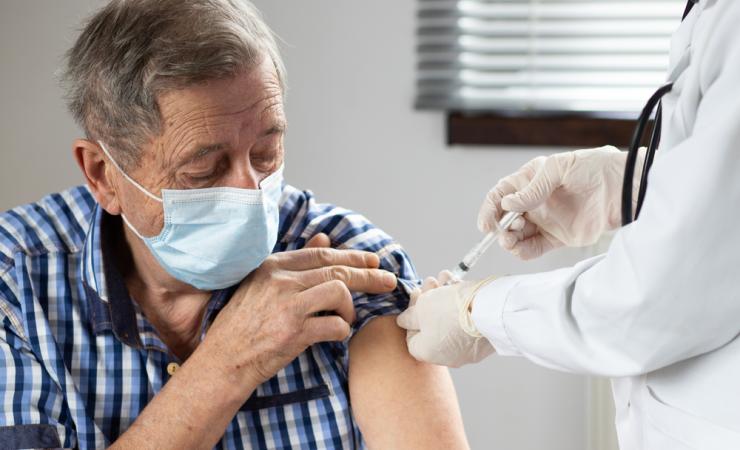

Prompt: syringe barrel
xmin=498 ymin=211 xmax=521 ymax=231
xmin=452 ymin=211 xmax=522 ymax=281
xmin=460 ymin=231 xmax=498 ymax=269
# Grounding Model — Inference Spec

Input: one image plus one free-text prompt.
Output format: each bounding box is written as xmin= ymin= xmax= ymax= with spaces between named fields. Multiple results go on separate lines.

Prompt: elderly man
xmin=0 ymin=1 xmax=468 ymax=449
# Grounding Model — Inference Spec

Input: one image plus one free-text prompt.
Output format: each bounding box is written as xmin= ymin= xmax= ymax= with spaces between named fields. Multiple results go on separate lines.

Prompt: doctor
xmin=398 ymin=0 xmax=740 ymax=448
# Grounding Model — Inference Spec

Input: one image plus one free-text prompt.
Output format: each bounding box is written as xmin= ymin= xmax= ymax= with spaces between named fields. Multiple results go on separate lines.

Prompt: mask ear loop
xmin=119 ymin=214 xmax=150 ymax=240
xmin=98 ymin=141 xmax=163 ymax=240
xmin=97 ymin=141 xmax=163 ymax=203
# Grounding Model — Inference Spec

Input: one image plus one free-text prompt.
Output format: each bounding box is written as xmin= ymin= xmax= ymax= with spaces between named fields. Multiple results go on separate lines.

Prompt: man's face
xmin=111 ymin=58 xmax=286 ymax=237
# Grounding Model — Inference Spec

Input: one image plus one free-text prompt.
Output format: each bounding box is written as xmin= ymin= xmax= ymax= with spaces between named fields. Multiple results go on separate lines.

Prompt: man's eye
xmin=181 ymin=159 xmax=228 ymax=186
xmin=251 ymin=149 xmax=281 ymax=171
xmin=252 ymin=160 xmax=276 ymax=173
xmin=183 ymin=172 xmax=216 ymax=184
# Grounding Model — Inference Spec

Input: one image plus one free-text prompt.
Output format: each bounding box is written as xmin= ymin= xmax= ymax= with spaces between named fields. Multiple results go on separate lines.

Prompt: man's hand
xmin=477 ymin=146 xmax=637 ymax=260
xmin=201 ymin=233 xmax=398 ymax=394
xmin=110 ymin=234 xmax=398 ymax=450
xmin=397 ymin=274 xmax=495 ymax=368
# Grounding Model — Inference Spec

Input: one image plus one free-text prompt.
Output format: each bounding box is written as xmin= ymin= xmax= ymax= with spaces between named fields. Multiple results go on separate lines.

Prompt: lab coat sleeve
xmin=473 ymin=4 xmax=740 ymax=377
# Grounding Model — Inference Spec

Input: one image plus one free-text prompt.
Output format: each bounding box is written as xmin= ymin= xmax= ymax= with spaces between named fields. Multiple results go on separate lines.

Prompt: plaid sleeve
xmin=344 ymin=243 xmax=419 ymax=336
xmin=0 ymin=272 xmax=73 ymax=450
xmin=278 ymin=187 xmax=421 ymax=336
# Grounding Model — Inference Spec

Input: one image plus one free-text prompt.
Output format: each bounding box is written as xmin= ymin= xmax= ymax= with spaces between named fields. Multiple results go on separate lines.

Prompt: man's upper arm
xmin=348 ymin=316 xmax=469 ymax=449
xmin=283 ymin=190 xmax=467 ymax=447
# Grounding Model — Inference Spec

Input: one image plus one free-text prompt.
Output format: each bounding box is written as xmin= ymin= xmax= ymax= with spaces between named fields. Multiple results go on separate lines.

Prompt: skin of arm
xmin=349 ymin=316 xmax=469 ymax=450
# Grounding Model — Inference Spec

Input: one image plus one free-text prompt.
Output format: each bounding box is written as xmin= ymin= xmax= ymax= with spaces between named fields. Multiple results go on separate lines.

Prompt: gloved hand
xmin=478 ymin=146 xmax=644 ymax=260
xmin=396 ymin=274 xmax=496 ymax=368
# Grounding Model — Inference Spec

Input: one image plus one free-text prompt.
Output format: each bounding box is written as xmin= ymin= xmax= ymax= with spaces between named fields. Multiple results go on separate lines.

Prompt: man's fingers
xmin=300 ymin=266 xmax=397 ymax=294
xmin=304 ymin=315 xmax=352 ymax=344
xmin=396 ymin=306 xmax=420 ymax=331
xmin=298 ymin=280 xmax=356 ymax=324
xmin=276 ymin=247 xmax=380 ymax=271
xmin=304 ymin=233 xmax=331 ymax=249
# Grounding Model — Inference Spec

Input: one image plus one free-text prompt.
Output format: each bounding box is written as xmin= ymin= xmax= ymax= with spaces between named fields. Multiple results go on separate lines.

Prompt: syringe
xmin=448 ymin=211 xmax=522 ymax=282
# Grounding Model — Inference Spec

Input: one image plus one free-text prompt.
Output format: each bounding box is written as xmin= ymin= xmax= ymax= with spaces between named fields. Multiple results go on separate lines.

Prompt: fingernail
xmin=383 ymin=272 xmax=397 ymax=288
xmin=365 ymin=253 xmax=379 ymax=266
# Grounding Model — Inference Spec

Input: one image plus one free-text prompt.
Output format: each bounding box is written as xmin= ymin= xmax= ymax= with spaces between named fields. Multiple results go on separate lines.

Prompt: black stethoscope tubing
xmin=620 ymin=0 xmax=696 ymax=226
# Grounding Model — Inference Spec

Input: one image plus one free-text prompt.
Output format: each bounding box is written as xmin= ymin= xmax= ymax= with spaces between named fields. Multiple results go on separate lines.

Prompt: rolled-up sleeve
xmin=334 ymin=230 xmax=418 ymax=337
xmin=348 ymin=242 xmax=419 ymax=336
xmin=278 ymin=188 xmax=421 ymax=337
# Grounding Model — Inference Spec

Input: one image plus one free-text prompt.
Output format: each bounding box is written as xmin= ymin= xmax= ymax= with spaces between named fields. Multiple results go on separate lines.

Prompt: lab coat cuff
xmin=471 ymin=275 xmax=524 ymax=357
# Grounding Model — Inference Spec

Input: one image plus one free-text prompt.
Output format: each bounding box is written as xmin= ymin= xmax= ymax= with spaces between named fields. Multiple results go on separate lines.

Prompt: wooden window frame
xmin=447 ymin=112 xmax=645 ymax=148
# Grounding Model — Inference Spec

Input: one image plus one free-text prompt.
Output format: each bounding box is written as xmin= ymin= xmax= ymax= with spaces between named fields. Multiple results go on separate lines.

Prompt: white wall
xmin=0 ymin=1 xmax=100 ymax=203
xmin=0 ymin=1 xmax=603 ymax=449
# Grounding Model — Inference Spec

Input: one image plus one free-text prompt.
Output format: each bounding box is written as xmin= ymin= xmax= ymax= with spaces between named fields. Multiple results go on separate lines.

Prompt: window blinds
xmin=416 ymin=0 xmax=684 ymax=115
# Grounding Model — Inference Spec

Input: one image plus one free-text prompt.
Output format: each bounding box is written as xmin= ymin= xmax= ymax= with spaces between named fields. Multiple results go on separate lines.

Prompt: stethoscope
xmin=621 ymin=0 xmax=697 ymax=226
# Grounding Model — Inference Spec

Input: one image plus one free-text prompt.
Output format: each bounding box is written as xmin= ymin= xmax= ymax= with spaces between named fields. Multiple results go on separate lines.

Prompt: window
xmin=416 ymin=0 xmax=685 ymax=146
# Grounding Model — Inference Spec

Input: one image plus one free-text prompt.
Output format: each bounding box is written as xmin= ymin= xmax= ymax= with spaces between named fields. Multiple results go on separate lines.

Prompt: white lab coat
xmin=471 ymin=1 xmax=740 ymax=448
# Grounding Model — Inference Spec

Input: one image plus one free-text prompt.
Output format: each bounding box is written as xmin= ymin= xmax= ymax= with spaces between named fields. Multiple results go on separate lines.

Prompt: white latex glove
xmin=477 ymin=145 xmax=645 ymax=260
xmin=396 ymin=274 xmax=496 ymax=368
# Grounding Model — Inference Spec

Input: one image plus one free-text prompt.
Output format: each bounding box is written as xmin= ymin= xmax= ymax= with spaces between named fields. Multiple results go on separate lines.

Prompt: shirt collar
xmin=80 ymin=204 xmax=234 ymax=349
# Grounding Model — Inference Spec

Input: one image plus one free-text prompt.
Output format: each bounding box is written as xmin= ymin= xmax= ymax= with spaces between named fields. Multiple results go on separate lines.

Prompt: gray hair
xmin=62 ymin=0 xmax=286 ymax=169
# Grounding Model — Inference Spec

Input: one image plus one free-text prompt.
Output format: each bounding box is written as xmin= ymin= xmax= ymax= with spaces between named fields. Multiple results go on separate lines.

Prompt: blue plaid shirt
xmin=0 ymin=184 xmax=418 ymax=449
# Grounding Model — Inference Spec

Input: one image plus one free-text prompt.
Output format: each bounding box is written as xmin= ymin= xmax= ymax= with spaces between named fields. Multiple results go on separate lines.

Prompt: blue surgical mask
xmin=99 ymin=141 xmax=283 ymax=291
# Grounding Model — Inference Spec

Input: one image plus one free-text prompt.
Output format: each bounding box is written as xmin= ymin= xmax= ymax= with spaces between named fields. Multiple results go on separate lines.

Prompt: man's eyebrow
xmin=176 ymin=123 xmax=284 ymax=167
xmin=180 ymin=144 xmax=225 ymax=165
xmin=261 ymin=123 xmax=286 ymax=137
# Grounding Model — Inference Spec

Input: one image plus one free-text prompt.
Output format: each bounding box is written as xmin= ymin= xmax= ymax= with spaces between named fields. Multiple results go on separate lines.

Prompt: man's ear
xmin=73 ymin=139 xmax=122 ymax=215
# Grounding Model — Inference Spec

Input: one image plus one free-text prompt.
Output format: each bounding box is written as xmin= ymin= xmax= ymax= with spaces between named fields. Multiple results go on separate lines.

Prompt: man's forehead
xmin=158 ymin=61 xmax=284 ymax=124
xmin=151 ymin=65 xmax=285 ymax=160
xmin=160 ymin=88 xmax=283 ymax=125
